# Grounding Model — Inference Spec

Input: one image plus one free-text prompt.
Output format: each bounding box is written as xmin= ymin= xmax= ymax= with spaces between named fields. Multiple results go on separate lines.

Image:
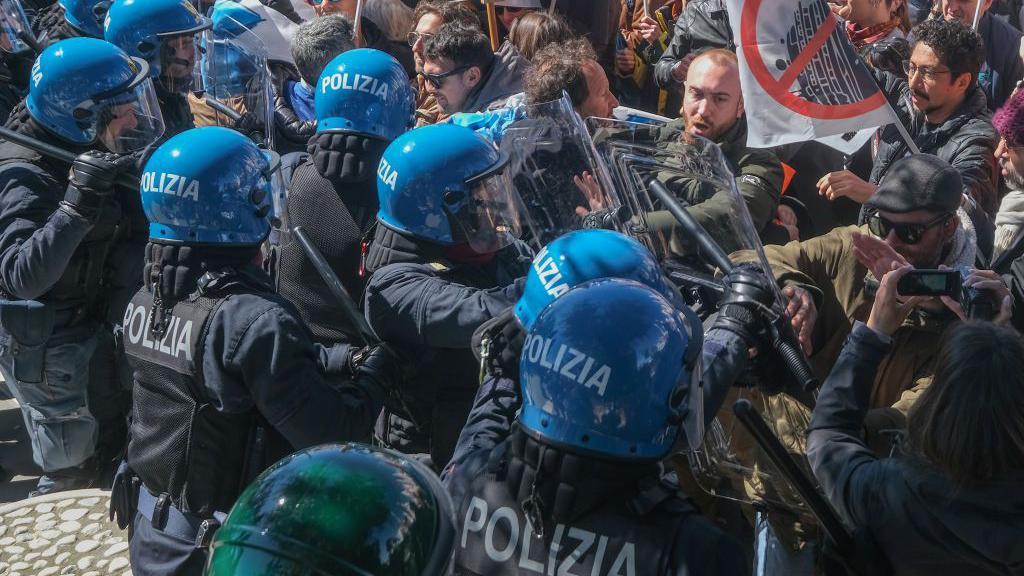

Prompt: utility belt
xmin=110 ymin=462 xmax=225 ymax=549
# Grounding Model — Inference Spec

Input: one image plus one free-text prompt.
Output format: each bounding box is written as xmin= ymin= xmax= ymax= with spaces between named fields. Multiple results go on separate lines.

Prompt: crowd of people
xmin=0 ymin=0 xmax=1021 ymax=574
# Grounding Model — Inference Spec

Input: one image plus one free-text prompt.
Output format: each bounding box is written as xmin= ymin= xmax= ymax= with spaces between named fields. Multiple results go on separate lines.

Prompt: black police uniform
xmin=273 ymin=131 xmax=388 ymax=344
xmin=121 ymin=244 xmax=397 ymax=576
xmin=31 ymin=2 xmax=85 ymax=48
xmin=442 ymin=328 xmax=753 ymax=576
xmin=362 ymin=225 xmax=530 ymax=469
xmin=0 ymin=106 xmax=130 ymax=484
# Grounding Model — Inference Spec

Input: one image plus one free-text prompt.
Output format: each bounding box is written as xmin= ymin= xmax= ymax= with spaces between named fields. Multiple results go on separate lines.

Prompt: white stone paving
xmin=0 ymin=489 xmax=131 ymax=576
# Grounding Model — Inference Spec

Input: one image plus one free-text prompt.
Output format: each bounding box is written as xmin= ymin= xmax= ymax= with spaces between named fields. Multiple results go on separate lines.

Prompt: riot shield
xmin=193 ymin=4 xmax=274 ymax=148
xmin=499 ymin=94 xmax=625 ymax=251
xmin=588 ymin=117 xmax=819 ymax=518
xmin=0 ymin=0 xmax=34 ymax=54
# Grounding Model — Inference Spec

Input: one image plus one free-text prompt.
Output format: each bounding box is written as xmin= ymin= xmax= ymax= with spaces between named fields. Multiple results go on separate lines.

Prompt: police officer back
xmin=363 ymin=123 xmax=531 ymax=470
xmin=0 ymin=37 xmax=165 ymax=495
xmin=117 ymin=126 xmax=402 ymax=576
xmin=274 ymin=48 xmax=415 ymax=345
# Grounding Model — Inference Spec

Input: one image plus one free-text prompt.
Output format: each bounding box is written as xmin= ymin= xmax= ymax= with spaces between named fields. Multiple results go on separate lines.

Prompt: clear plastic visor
xmin=448 ymin=168 xmax=522 ymax=254
xmin=94 ymin=77 xmax=167 ymax=153
xmin=0 ymin=0 xmax=34 ymax=55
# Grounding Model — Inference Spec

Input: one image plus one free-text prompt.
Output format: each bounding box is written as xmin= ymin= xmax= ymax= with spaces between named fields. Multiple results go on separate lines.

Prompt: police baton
xmin=290 ymin=225 xmax=377 ymax=347
xmin=0 ymin=125 xmax=140 ymax=190
xmin=203 ymin=95 xmax=243 ymax=122
xmin=732 ymin=399 xmax=864 ymax=571
xmin=645 ymin=177 xmax=818 ymax=392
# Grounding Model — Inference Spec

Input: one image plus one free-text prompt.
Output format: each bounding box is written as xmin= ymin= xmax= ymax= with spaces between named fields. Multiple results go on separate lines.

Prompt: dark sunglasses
xmin=495 ymin=5 xmax=528 ymax=14
xmin=867 ymin=211 xmax=951 ymax=244
xmin=421 ymin=65 xmax=471 ymax=89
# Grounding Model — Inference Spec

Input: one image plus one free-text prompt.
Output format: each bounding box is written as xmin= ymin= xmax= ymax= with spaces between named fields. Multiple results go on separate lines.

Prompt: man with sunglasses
xmin=409 ymin=0 xmax=481 ymax=126
xmin=755 ymin=154 xmax=976 ymax=434
xmin=816 ymin=18 xmax=998 ymax=249
xmin=421 ymin=22 xmax=530 ymax=118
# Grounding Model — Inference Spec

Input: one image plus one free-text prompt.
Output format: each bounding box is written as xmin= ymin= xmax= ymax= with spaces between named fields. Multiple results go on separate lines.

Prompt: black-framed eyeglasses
xmin=407 ymin=31 xmax=434 ymax=47
xmin=421 ymin=65 xmax=471 ymax=89
xmin=867 ymin=211 xmax=951 ymax=244
xmin=901 ymin=61 xmax=952 ymax=82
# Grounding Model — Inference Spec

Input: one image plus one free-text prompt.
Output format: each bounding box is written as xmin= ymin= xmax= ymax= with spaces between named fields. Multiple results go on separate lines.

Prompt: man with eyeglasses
xmin=421 ymin=22 xmax=530 ymax=117
xmin=409 ymin=0 xmax=482 ymax=126
xmin=816 ymin=18 xmax=998 ymax=243
xmin=748 ymin=154 xmax=977 ymax=440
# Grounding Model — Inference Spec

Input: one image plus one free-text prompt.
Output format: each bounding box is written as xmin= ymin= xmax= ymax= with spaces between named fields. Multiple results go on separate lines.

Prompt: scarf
xmin=846 ymin=18 xmax=902 ymax=48
xmin=994 ymin=189 xmax=1024 ymax=260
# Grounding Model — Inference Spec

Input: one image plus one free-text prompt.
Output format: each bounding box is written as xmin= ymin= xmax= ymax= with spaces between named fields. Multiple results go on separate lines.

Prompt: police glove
xmin=232 ymin=112 xmax=265 ymax=144
xmin=351 ymin=343 xmax=405 ymax=393
xmin=62 ymin=151 xmax=136 ymax=219
xmin=712 ymin=263 xmax=776 ymax=353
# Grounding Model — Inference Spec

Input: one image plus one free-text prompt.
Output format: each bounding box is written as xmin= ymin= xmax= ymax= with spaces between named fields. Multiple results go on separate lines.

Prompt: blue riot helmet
xmin=26 ymin=38 xmax=166 ymax=152
xmin=141 ymin=126 xmax=283 ymax=245
xmin=59 ymin=0 xmax=110 ymax=37
xmin=377 ymin=124 xmax=522 ymax=254
xmin=514 ymin=229 xmax=682 ymax=329
xmin=193 ymin=2 xmax=273 ymax=147
xmin=315 ymin=48 xmax=415 ymax=141
xmin=104 ymin=0 xmax=212 ymax=93
xmin=0 ymin=0 xmax=36 ymax=54
xmin=519 ymin=278 xmax=706 ymax=458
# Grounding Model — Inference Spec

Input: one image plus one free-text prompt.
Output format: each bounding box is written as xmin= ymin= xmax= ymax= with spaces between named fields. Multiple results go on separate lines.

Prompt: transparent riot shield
xmin=0 ymin=0 xmax=35 ymax=55
xmin=192 ymin=6 xmax=274 ymax=148
xmin=588 ymin=117 xmax=818 ymax=519
xmin=498 ymin=94 xmax=626 ymax=251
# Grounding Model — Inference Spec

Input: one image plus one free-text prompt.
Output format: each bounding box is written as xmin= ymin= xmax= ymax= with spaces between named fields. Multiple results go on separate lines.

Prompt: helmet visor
xmin=193 ymin=13 xmax=274 ymax=147
xmin=258 ymin=149 xmax=286 ymax=224
xmin=95 ymin=77 xmax=166 ymax=153
xmin=0 ymin=0 xmax=34 ymax=55
xmin=159 ymin=33 xmax=202 ymax=93
xmin=447 ymin=164 xmax=522 ymax=254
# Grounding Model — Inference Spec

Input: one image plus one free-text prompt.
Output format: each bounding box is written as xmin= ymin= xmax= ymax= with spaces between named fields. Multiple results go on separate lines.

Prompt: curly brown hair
xmin=523 ymin=38 xmax=596 ymax=107
xmin=412 ymin=0 xmax=481 ymax=30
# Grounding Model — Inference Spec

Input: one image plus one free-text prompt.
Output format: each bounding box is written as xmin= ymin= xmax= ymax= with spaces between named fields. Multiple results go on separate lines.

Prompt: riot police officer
xmin=363 ymin=123 xmax=531 ymax=470
xmin=0 ymin=37 xmax=165 ymax=495
xmin=118 ymin=126 xmax=401 ymax=576
xmin=104 ymin=0 xmax=211 ymax=137
xmin=273 ymin=48 xmax=415 ymax=345
xmin=32 ymin=0 xmax=109 ymax=48
xmin=204 ymin=443 xmax=455 ymax=575
xmin=445 ymin=278 xmax=751 ymax=576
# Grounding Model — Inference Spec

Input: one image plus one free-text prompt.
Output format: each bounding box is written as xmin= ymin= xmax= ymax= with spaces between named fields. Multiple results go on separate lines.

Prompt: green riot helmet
xmin=204 ymin=443 xmax=456 ymax=576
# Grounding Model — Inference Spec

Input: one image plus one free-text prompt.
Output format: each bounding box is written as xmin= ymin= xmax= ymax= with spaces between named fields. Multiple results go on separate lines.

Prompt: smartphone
xmin=615 ymin=31 xmax=627 ymax=52
xmin=896 ymin=269 xmax=962 ymax=299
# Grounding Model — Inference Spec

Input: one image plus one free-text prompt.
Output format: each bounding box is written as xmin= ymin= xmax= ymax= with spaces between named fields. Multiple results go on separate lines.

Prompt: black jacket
xmin=270 ymin=61 xmax=316 ymax=156
xmin=654 ymin=0 xmax=733 ymax=90
xmin=976 ymin=12 xmax=1024 ymax=111
xmin=807 ymin=322 xmax=1024 ymax=576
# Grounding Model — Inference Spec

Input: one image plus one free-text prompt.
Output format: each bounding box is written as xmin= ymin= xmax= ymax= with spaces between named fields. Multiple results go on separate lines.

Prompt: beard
xmin=1002 ymin=157 xmax=1024 ymax=190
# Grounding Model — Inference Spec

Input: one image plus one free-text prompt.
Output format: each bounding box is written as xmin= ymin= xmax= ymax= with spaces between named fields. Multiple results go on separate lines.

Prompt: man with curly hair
xmin=815 ymin=17 xmax=998 ymax=254
xmin=523 ymin=37 xmax=620 ymax=117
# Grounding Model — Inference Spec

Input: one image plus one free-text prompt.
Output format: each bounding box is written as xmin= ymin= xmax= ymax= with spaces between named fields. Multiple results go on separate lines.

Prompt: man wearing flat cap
xmin=740 ymin=153 xmax=977 ymax=426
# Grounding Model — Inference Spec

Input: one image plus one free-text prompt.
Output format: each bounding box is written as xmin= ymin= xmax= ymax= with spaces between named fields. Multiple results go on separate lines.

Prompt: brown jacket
xmin=751 ymin=224 xmax=951 ymax=412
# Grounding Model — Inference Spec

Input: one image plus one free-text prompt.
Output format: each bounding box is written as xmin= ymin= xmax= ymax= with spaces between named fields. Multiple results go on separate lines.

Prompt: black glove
xmin=62 ymin=151 xmax=135 ymax=218
xmin=351 ymin=343 xmax=405 ymax=393
xmin=232 ymin=111 xmax=265 ymax=144
xmin=712 ymin=264 xmax=776 ymax=352
xmin=472 ymin=307 xmax=526 ymax=383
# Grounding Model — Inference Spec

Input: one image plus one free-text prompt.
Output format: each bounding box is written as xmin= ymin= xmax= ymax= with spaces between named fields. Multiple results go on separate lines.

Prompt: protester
xmin=116 ymin=127 xmax=402 ymax=575
xmin=991 ymin=88 xmax=1024 ymax=269
xmin=638 ymin=49 xmax=785 ymax=254
xmin=523 ymin=37 xmax=619 ymax=117
xmin=274 ymin=49 xmax=414 ymax=344
xmin=937 ymin=0 xmax=1024 ymax=111
xmin=494 ymin=0 xmax=541 ymax=35
xmin=506 ymin=10 xmax=574 ymax=61
xmin=808 ymin=273 xmax=1024 ymax=575
xmin=421 ymin=22 xmax=530 ymax=116
xmin=307 ymin=0 xmax=415 ymax=76
xmin=363 ymin=0 xmax=415 ymax=45
xmin=409 ymin=0 xmax=481 ymax=126
xmin=284 ymin=14 xmax=356 ymax=124
xmin=0 ymin=38 xmax=165 ymax=496
xmin=613 ymin=0 xmax=684 ymax=113
xmin=832 ymin=0 xmax=910 ymax=48
xmin=816 ymin=18 xmax=998 ymax=254
xmin=362 ymin=123 xmax=530 ymax=470
xmin=653 ymin=0 xmax=732 ymax=92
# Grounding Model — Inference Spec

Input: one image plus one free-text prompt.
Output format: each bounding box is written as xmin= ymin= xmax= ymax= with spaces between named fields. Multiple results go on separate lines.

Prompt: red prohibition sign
xmin=740 ymin=0 xmax=886 ymax=119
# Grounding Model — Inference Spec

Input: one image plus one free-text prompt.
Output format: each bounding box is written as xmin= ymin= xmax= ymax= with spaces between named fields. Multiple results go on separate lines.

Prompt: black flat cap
xmin=866 ymin=154 xmax=962 ymax=215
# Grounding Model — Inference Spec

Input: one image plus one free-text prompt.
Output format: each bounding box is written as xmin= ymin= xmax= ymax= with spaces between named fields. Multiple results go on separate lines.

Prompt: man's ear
xmin=943 ymin=211 xmax=960 ymax=241
xmin=465 ymin=66 xmax=483 ymax=88
xmin=953 ymin=71 xmax=973 ymax=95
xmin=736 ymin=94 xmax=745 ymax=119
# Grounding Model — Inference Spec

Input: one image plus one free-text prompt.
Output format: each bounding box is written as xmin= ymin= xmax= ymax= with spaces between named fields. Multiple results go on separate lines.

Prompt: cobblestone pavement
xmin=0 ymin=489 xmax=131 ymax=576
xmin=0 ymin=398 xmax=41 ymax=503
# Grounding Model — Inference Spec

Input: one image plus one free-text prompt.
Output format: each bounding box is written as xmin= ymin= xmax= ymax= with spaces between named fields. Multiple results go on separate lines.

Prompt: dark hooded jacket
xmin=459 ymin=43 xmax=531 ymax=114
xmin=807 ymin=321 xmax=1024 ymax=576
xmin=653 ymin=0 xmax=733 ymax=90
xmin=270 ymin=61 xmax=316 ymax=157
